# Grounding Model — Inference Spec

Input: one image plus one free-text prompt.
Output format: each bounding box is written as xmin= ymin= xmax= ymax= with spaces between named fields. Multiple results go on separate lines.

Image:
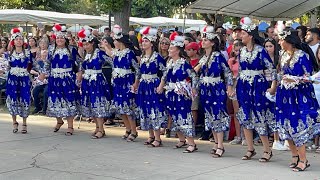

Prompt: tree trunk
xmin=114 ymin=0 xmax=132 ymax=33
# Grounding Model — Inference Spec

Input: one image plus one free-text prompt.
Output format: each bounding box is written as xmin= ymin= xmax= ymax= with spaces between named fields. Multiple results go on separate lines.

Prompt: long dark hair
xmin=83 ymin=37 xmax=100 ymax=60
xmin=264 ymin=38 xmax=280 ymax=66
xmin=10 ymin=38 xmax=26 ymax=57
xmin=141 ymin=39 xmax=158 ymax=58
xmin=1 ymin=37 xmax=9 ymax=51
xmin=53 ymin=37 xmax=70 ymax=55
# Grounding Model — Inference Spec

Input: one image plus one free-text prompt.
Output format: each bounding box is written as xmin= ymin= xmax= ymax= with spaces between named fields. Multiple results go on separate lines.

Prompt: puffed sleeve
xmin=261 ymin=48 xmax=277 ymax=81
xmin=157 ymin=54 xmax=166 ymax=78
xmin=300 ymin=52 xmax=313 ymax=76
xmin=185 ymin=62 xmax=199 ymax=89
xmin=130 ymin=51 xmax=141 ymax=80
xmin=99 ymin=50 xmax=113 ymax=66
xmin=219 ymin=54 xmax=233 ymax=86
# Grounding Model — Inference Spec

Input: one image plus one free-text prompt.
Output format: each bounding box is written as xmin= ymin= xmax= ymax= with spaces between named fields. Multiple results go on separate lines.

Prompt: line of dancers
xmin=4 ymin=17 xmax=320 ymax=172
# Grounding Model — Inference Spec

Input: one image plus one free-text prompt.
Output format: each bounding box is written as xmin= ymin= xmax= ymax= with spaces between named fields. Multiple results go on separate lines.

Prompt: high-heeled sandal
xmin=127 ymin=132 xmax=138 ymax=142
xmin=213 ymin=148 xmax=225 ymax=158
xmin=174 ymin=140 xmax=187 ymax=149
xmin=13 ymin=122 xmax=19 ymax=133
xmin=289 ymin=155 xmax=300 ymax=168
xmin=144 ymin=137 xmax=155 ymax=145
xmin=292 ymin=160 xmax=310 ymax=172
xmin=21 ymin=124 xmax=27 ymax=134
xmin=259 ymin=151 xmax=273 ymax=162
xmin=65 ymin=127 xmax=74 ymax=136
xmin=91 ymin=131 xmax=105 ymax=139
xmin=122 ymin=130 xmax=131 ymax=139
xmin=149 ymin=140 xmax=162 ymax=147
xmin=53 ymin=122 xmax=64 ymax=132
xmin=183 ymin=144 xmax=198 ymax=153
xmin=242 ymin=149 xmax=256 ymax=160
xmin=210 ymin=142 xmax=218 ymax=154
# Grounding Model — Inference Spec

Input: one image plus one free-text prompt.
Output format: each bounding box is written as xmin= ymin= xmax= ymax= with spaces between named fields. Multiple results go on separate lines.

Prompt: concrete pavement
xmin=0 ymin=112 xmax=319 ymax=180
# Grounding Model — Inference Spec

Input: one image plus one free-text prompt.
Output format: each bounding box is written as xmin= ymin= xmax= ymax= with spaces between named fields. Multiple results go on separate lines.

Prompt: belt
xmin=239 ymin=70 xmax=264 ymax=84
xmin=51 ymin=68 xmax=72 ymax=78
xmin=200 ymin=76 xmax=222 ymax=85
xmin=140 ymin=74 xmax=158 ymax=81
xmin=83 ymin=69 xmax=102 ymax=82
xmin=112 ymin=68 xmax=132 ymax=78
xmin=9 ymin=67 xmax=29 ymax=77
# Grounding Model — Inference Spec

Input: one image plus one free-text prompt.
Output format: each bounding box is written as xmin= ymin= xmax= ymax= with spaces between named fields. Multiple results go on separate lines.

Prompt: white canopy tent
xmin=0 ymin=9 xmax=109 ymax=25
xmin=186 ymin=0 xmax=320 ymax=21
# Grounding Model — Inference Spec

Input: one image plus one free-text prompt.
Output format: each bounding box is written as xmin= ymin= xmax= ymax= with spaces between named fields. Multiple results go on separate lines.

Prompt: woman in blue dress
xmin=77 ymin=29 xmax=112 ymax=139
xmin=194 ymin=26 xmax=234 ymax=157
xmin=137 ymin=27 xmax=167 ymax=147
xmin=47 ymin=24 xmax=81 ymax=136
xmin=104 ymin=25 xmax=140 ymax=142
xmin=158 ymin=32 xmax=199 ymax=153
xmin=274 ymin=27 xmax=320 ymax=172
xmin=5 ymin=27 xmax=33 ymax=134
xmin=236 ymin=17 xmax=277 ymax=161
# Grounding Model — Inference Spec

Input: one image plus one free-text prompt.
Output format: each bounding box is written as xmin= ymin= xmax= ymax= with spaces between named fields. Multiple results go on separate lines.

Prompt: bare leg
xmin=242 ymin=128 xmax=256 ymax=159
xmin=94 ymin=117 xmax=105 ymax=138
xmin=259 ymin=135 xmax=273 ymax=161
xmin=294 ymin=145 xmax=309 ymax=171
xmin=287 ymin=140 xmax=299 ymax=167
xmin=122 ymin=114 xmax=131 ymax=132
xmin=150 ymin=130 xmax=162 ymax=147
xmin=65 ymin=116 xmax=74 ymax=135
xmin=213 ymin=132 xmax=225 ymax=157
xmin=12 ymin=115 xmax=19 ymax=133
xmin=176 ymin=131 xmax=186 ymax=145
xmin=274 ymin=131 xmax=280 ymax=141
xmin=127 ymin=115 xmax=137 ymax=134
xmin=144 ymin=130 xmax=155 ymax=145
xmin=192 ymin=110 xmax=198 ymax=126
xmin=53 ymin=117 xmax=64 ymax=132
xmin=92 ymin=118 xmax=99 ymax=135
xmin=232 ymin=100 xmax=241 ymax=137
xmin=21 ymin=117 xmax=27 ymax=133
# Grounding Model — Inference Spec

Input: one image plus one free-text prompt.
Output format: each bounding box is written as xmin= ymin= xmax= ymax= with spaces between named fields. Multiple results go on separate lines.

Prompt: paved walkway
xmin=0 ymin=112 xmax=319 ymax=180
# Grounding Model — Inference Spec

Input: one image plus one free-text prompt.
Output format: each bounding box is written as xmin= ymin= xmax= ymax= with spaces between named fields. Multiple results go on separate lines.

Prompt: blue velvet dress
xmin=137 ymin=52 xmax=167 ymax=131
xmin=80 ymin=49 xmax=112 ymax=118
xmin=110 ymin=48 xmax=140 ymax=117
xmin=163 ymin=58 xmax=198 ymax=137
xmin=276 ymin=50 xmax=320 ymax=147
xmin=199 ymin=52 xmax=233 ymax=132
xmin=4 ymin=50 xmax=33 ymax=118
xmin=236 ymin=45 xmax=276 ymax=135
xmin=46 ymin=46 xmax=80 ymax=117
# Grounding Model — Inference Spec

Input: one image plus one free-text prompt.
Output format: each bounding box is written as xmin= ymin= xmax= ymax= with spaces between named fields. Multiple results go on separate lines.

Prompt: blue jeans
xmin=32 ymin=84 xmax=48 ymax=112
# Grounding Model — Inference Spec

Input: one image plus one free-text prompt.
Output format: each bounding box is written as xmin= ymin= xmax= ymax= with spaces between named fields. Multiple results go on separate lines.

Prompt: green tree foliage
xmin=131 ymin=0 xmax=196 ymax=18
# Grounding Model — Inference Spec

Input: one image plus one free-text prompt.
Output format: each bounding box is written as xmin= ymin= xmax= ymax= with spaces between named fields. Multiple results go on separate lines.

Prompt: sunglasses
xmin=160 ymin=42 xmax=170 ymax=45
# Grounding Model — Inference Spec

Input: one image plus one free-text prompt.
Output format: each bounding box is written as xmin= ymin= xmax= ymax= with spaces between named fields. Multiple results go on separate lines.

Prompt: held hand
xmin=132 ymin=82 xmax=139 ymax=93
xmin=38 ymin=73 xmax=46 ymax=81
xmin=156 ymin=86 xmax=164 ymax=94
xmin=227 ymin=86 xmax=235 ymax=97
xmin=76 ymin=71 xmax=83 ymax=82
xmin=266 ymin=87 xmax=276 ymax=95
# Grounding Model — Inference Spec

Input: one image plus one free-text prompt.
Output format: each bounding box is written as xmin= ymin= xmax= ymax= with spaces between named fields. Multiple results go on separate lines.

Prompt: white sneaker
xmin=229 ymin=136 xmax=242 ymax=145
xmin=272 ymin=141 xmax=289 ymax=151
xmin=241 ymin=139 xmax=247 ymax=146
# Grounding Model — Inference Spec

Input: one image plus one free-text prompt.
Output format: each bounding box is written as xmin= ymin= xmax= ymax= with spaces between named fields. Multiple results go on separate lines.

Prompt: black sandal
xmin=91 ymin=131 xmax=105 ymax=139
xmin=91 ymin=126 xmax=99 ymax=136
xmin=183 ymin=144 xmax=198 ymax=153
xmin=144 ymin=137 xmax=155 ymax=145
xmin=12 ymin=122 xmax=19 ymax=133
xmin=292 ymin=160 xmax=310 ymax=172
xmin=242 ymin=149 xmax=256 ymax=160
xmin=174 ymin=140 xmax=187 ymax=149
xmin=149 ymin=140 xmax=162 ymax=147
xmin=210 ymin=142 xmax=218 ymax=154
xmin=122 ymin=130 xmax=131 ymax=139
xmin=127 ymin=132 xmax=138 ymax=142
xmin=259 ymin=151 xmax=273 ymax=162
xmin=213 ymin=148 xmax=225 ymax=158
xmin=21 ymin=124 xmax=27 ymax=134
xmin=53 ymin=122 xmax=64 ymax=132
xmin=65 ymin=127 xmax=74 ymax=136
xmin=289 ymin=155 xmax=300 ymax=168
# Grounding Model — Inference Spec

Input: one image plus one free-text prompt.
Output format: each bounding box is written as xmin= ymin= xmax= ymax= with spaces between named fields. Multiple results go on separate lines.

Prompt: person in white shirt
xmin=305 ymin=28 xmax=320 ymax=58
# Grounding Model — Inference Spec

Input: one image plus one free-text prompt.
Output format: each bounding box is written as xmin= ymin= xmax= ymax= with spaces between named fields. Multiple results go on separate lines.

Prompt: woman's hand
xmin=227 ymin=86 xmax=235 ymax=97
xmin=267 ymin=87 xmax=276 ymax=95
